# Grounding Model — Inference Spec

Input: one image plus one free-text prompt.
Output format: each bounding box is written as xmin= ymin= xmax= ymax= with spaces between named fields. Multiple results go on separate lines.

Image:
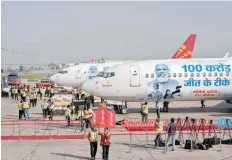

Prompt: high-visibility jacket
xmin=142 ymin=105 xmax=148 ymax=114
xmin=156 ymin=122 xmax=163 ymax=133
xmin=51 ymin=88 xmax=54 ymax=93
xmin=18 ymin=103 xmax=23 ymax=110
xmin=89 ymin=131 xmax=98 ymax=142
xmin=23 ymin=102 xmax=30 ymax=109
xmin=65 ymin=108 xmax=71 ymax=116
xmin=76 ymin=110 xmax=84 ymax=119
xmin=74 ymin=89 xmax=77 ymax=94
xmin=14 ymin=89 xmax=18 ymax=94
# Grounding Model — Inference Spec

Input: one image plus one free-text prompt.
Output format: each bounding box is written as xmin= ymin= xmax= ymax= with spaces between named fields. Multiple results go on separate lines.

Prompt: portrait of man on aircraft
xmin=88 ymin=66 xmax=98 ymax=79
xmin=147 ymin=64 xmax=181 ymax=100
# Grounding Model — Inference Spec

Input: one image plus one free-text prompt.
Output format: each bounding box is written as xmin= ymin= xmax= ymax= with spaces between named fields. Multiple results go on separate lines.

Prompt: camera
xmin=191 ymin=118 xmax=196 ymax=123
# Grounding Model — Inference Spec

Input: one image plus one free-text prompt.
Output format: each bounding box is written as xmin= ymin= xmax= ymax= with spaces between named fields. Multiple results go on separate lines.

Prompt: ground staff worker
xmin=23 ymin=100 xmax=30 ymax=120
xmin=100 ymin=127 xmax=111 ymax=160
xmin=87 ymin=125 xmax=100 ymax=160
xmin=18 ymin=100 xmax=24 ymax=119
xmin=141 ymin=102 xmax=148 ymax=122
xmin=29 ymin=92 xmax=34 ymax=107
xmin=154 ymin=118 xmax=163 ymax=147
xmin=33 ymin=92 xmax=38 ymax=106
xmin=65 ymin=105 xmax=72 ymax=127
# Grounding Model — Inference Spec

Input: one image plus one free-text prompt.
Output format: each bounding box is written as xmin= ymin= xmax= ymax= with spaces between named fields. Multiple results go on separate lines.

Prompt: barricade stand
xmin=34 ymin=120 xmax=37 ymax=135
xmin=176 ymin=118 xmax=183 ymax=145
xmin=19 ymin=124 xmax=21 ymax=140
xmin=57 ymin=122 xmax=60 ymax=136
xmin=83 ymin=122 xmax=87 ymax=140
xmin=164 ymin=133 xmax=167 ymax=153
xmin=129 ymin=133 xmax=132 ymax=153
xmin=190 ymin=134 xmax=193 ymax=152
xmin=12 ymin=121 xmax=15 ymax=135
xmin=219 ymin=129 xmax=222 ymax=152
xmin=146 ymin=122 xmax=148 ymax=145
xmin=49 ymin=123 xmax=51 ymax=140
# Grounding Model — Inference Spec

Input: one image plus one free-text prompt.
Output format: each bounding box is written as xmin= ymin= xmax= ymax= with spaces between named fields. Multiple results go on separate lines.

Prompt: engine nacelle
xmin=225 ymin=100 xmax=232 ymax=104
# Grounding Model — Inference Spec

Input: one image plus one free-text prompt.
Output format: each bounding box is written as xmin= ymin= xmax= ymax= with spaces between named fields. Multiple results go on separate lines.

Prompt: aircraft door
xmin=76 ymin=68 xmax=82 ymax=79
xmin=130 ymin=65 xmax=140 ymax=87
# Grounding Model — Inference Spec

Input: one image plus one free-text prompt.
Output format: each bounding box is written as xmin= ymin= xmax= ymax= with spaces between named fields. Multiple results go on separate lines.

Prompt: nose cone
xmin=81 ymin=79 xmax=98 ymax=95
xmin=50 ymin=74 xmax=60 ymax=84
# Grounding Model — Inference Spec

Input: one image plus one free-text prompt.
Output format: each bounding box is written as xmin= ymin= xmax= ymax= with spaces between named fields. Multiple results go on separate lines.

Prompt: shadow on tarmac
xmin=50 ymin=153 xmax=90 ymax=159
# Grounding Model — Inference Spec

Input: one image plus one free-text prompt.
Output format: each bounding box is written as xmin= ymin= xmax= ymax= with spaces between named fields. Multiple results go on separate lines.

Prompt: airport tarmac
xmin=1 ymin=97 xmax=232 ymax=160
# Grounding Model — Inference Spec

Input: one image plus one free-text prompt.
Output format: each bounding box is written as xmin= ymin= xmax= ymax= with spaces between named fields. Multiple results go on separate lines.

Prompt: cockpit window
xmin=97 ymin=72 xmax=115 ymax=78
xmin=58 ymin=70 xmax=68 ymax=74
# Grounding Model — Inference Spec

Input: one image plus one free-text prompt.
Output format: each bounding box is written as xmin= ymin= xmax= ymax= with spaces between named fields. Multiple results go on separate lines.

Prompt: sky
xmin=1 ymin=1 xmax=232 ymax=65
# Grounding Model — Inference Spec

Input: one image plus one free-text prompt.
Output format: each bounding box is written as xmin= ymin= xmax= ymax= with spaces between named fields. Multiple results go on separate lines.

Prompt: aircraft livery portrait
xmin=88 ymin=66 xmax=98 ymax=79
xmin=147 ymin=64 xmax=181 ymax=100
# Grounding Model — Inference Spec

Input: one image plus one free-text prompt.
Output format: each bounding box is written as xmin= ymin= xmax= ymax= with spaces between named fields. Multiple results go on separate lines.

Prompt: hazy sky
xmin=2 ymin=1 xmax=232 ymax=64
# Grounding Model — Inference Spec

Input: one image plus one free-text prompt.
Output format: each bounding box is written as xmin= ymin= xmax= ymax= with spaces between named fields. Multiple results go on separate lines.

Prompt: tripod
xmin=180 ymin=117 xmax=192 ymax=143
xmin=196 ymin=119 xmax=206 ymax=143
xmin=176 ymin=118 xmax=183 ymax=145
xmin=190 ymin=119 xmax=198 ymax=142
xmin=208 ymin=120 xmax=216 ymax=138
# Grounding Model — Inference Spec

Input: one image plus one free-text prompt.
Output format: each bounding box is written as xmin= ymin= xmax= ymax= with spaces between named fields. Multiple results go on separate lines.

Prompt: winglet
xmin=172 ymin=34 xmax=197 ymax=59
xmin=223 ymin=52 xmax=230 ymax=58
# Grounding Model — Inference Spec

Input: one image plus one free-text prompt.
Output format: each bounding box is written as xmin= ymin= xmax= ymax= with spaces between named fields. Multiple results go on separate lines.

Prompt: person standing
xmin=100 ymin=127 xmax=111 ymax=160
xmin=154 ymin=118 xmax=163 ymax=147
xmin=87 ymin=125 xmax=100 ymax=160
xmin=29 ymin=92 xmax=34 ymax=107
xmin=65 ymin=105 xmax=72 ymax=127
xmin=48 ymin=101 xmax=54 ymax=121
xmin=22 ymin=100 xmax=30 ymax=120
xmin=166 ymin=118 xmax=177 ymax=151
xmin=33 ymin=92 xmax=38 ymax=107
xmin=41 ymin=99 xmax=48 ymax=119
xmin=140 ymin=102 xmax=148 ymax=122
xmin=18 ymin=100 xmax=24 ymax=120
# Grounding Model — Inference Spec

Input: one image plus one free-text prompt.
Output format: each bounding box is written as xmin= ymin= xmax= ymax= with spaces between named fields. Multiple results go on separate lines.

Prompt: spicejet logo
xmin=102 ymin=81 xmax=112 ymax=87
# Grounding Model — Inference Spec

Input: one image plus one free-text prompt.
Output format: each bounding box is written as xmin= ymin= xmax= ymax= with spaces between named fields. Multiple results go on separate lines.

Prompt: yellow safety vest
xmin=14 ymin=89 xmax=18 ymax=94
xmin=74 ymin=89 xmax=77 ymax=94
xmin=51 ymin=88 xmax=54 ymax=93
xmin=18 ymin=103 xmax=23 ymax=110
xmin=142 ymin=105 xmax=148 ymax=114
xmin=23 ymin=102 xmax=30 ymax=109
xmin=76 ymin=110 xmax=84 ymax=119
xmin=90 ymin=131 xmax=98 ymax=142
xmin=65 ymin=109 xmax=71 ymax=116
xmin=156 ymin=122 xmax=163 ymax=133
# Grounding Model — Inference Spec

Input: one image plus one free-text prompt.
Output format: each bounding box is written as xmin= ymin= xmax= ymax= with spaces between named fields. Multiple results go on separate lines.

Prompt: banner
xmin=91 ymin=107 xmax=116 ymax=128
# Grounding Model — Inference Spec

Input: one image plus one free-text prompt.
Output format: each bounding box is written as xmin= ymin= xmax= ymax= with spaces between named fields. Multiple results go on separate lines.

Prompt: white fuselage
xmin=82 ymin=58 xmax=232 ymax=102
xmin=50 ymin=61 xmax=134 ymax=87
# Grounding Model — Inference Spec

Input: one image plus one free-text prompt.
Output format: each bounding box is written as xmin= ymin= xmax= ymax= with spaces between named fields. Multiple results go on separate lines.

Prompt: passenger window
xmin=110 ymin=72 xmax=115 ymax=77
xmin=168 ymin=73 xmax=171 ymax=77
xmin=190 ymin=73 xmax=194 ymax=77
xmin=208 ymin=72 xmax=212 ymax=77
xmin=226 ymin=72 xmax=229 ymax=76
xmin=202 ymin=72 xmax=206 ymax=77
xmin=219 ymin=72 xmax=223 ymax=76
xmin=145 ymin=74 xmax=149 ymax=78
xmin=184 ymin=73 xmax=188 ymax=77
xmin=173 ymin=73 xmax=176 ymax=77
xmin=214 ymin=72 xmax=218 ymax=77
xmin=179 ymin=73 xmax=182 ymax=77
xmin=196 ymin=73 xmax=200 ymax=77
xmin=151 ymin=73 xmax=154 ymax=78
xmin=84 ymin=71 xmax=86 ymax=74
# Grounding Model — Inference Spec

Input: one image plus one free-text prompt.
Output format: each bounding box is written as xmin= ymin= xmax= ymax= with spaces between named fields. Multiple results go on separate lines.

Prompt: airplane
xmin=81 ymin=57 xmax=232 ymax=103
xmin=50 ymin=34 xmax=197 ymax=87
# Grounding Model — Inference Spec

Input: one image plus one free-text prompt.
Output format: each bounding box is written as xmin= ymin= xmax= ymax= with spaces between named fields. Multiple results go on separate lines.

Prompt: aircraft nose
xmin=50 ymin=74 xmax=60 ymax=84
xmin=81 ymin=80 xmax=98 ymax=95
